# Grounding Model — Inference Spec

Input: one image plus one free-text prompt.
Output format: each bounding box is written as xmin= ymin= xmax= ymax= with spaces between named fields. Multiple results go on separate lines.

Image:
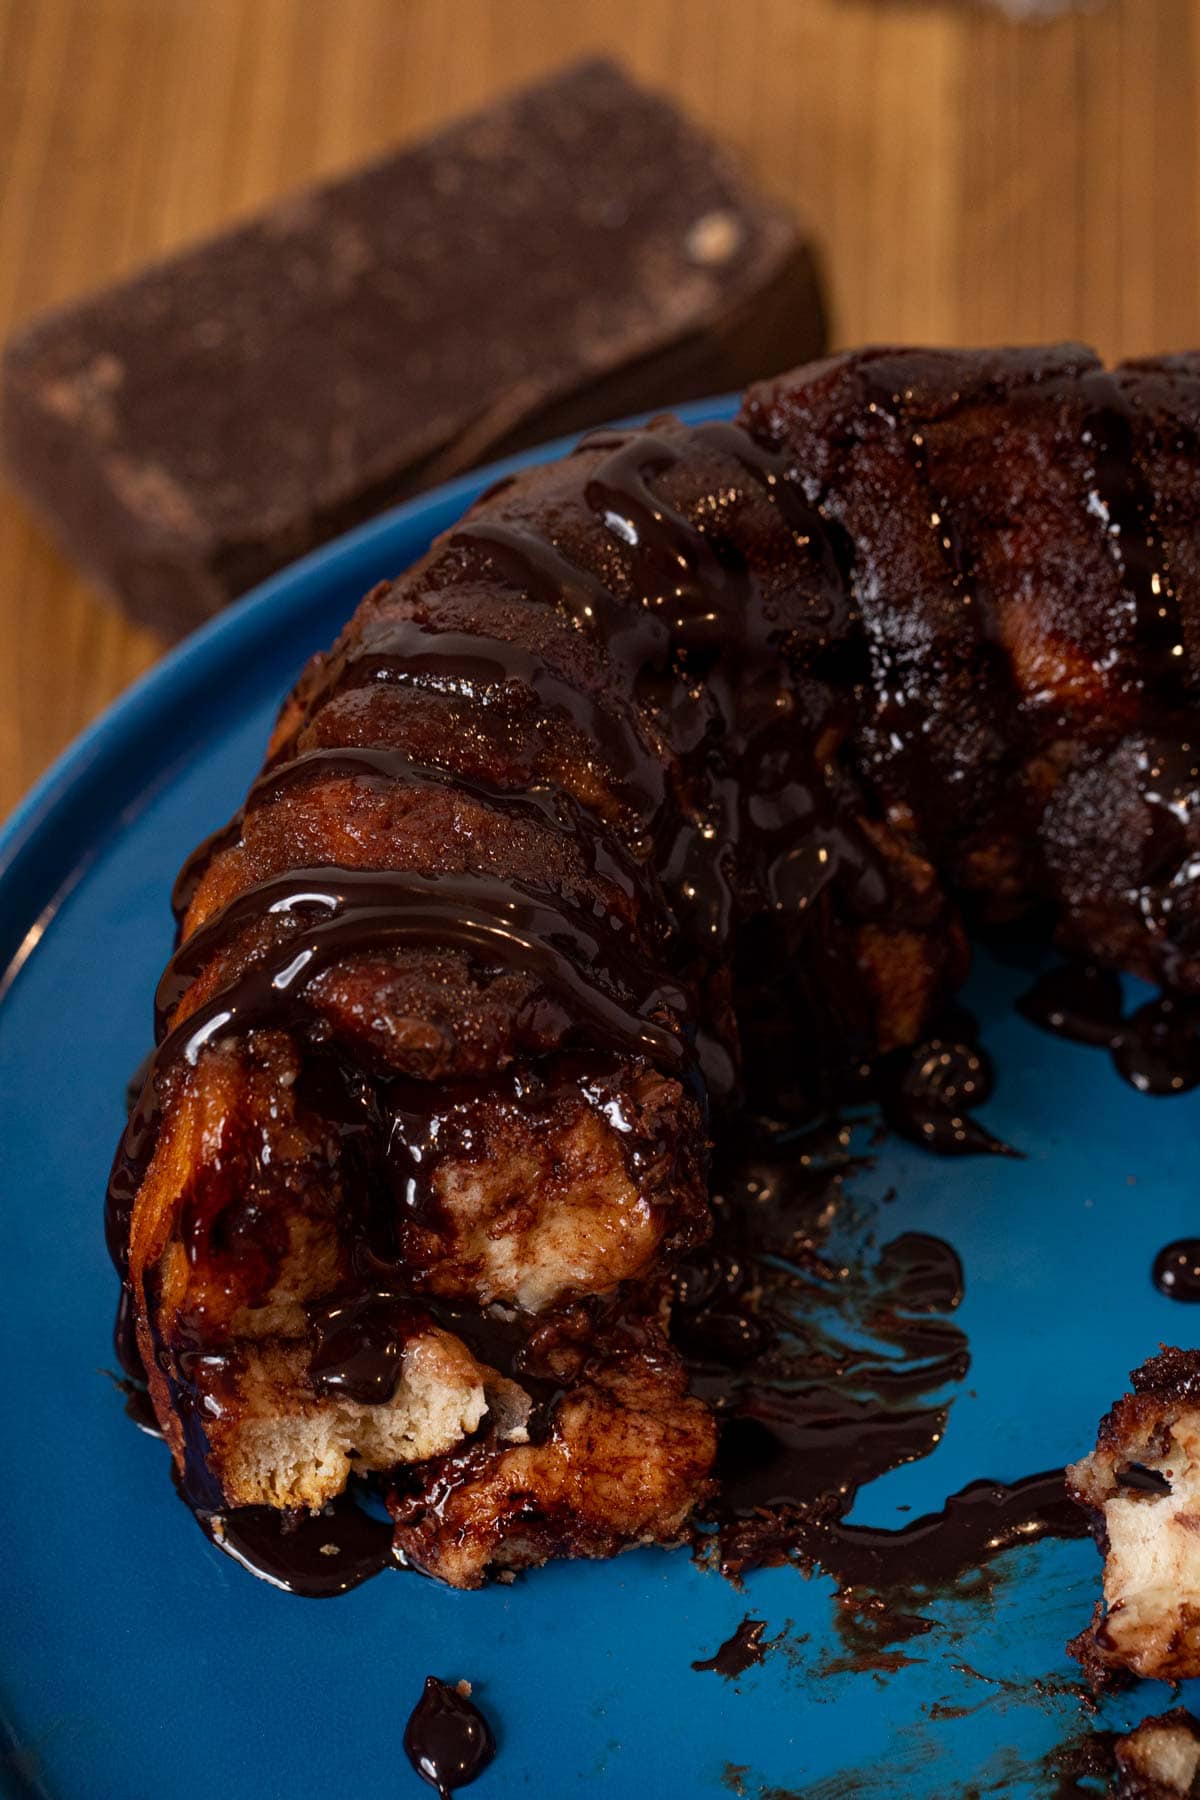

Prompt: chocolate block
xmin=1 ymin=58 xmax=827 ymax=639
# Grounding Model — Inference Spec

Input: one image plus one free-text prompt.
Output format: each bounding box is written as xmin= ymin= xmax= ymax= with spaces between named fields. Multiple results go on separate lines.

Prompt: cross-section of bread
xmin=1069 ymin=1351 xmax=1200 ymax=1683
xmin=125 ymin=1028 xmax=706 ymax=1522
xmin=390 ymin=1347 xmax=716 ymax=1586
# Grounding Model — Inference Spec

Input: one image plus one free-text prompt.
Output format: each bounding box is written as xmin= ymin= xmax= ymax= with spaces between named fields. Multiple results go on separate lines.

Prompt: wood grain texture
xmin=1 ymin=0 xmax=1198 ymax=814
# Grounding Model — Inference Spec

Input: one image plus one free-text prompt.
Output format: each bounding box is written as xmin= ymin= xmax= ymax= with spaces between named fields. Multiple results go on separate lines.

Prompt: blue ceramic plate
xmin=2 ymin=402 xmax=1197 ymax=1800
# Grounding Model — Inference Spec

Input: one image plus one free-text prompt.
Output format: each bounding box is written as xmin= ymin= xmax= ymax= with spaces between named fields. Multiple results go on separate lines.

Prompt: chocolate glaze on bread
xmin=109 ymin=345 xmax=1200 ymax=1589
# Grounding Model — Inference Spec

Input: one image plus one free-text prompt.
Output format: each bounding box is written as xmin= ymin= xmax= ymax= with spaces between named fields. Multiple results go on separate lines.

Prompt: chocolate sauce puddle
xmin=663 ymin=1105 xmax=1085 ymax=1662
xmin=403 ymin=1676 xmax=496 ymax=1799
xmin=1019 ymin=961 xmax=1200 ymax=1095
xmin=671 ymin=1113 xmax=973 ymax=1581
xmin=814 ymin=1470 xmax=1087 ymax=1659
xmin=1042 ymin=1726 xmax=1121 ymax=1800
xmin=192 ymin=1482 xmax=397 ymax=1597
xmin=692 ymin=1616 xmax=773 ymax=1678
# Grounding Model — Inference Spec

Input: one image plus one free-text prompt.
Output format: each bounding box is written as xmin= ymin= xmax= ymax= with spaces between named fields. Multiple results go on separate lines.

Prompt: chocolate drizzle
xmin=171 ymin=742 xmax=657 ymax=953
xmin=122 ymin=410 xmax=893 ymax=1263
xmin=1019 ymin=961 xmax=1200 ymax=1094
xmin=254 ymin=747 xmax=653 ymax=902
xmin=330 ymin=618 xmax=668 ymax=826
xmin=463 ymin=421 xmax=882 ymax=955
xmin=108 ymin=412 xmax=895 ymax=1430
xmin=1080 ymin=371 xmax=1186 ymax=702
xmin=152 ymin=864 xmax=686 ymax=1058
xmin=404 ymin=1677 xmax=496 ymax=1799
xmin=304 ymin=1278 xmax=571 ymax=1437
xmin=1115 ymin=1462 xmax=1173 ymax=1493
xmin=589 ymin=426 xmax=883 ymax=948
xmin=112 ymin=866 xmax=689 ymax=1264
xmin=170 ymin=818 xmax=242 ymax=924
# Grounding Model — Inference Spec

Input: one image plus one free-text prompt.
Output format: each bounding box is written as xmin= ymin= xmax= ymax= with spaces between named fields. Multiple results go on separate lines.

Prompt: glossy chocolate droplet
xmin=404 ymin=1676 xmax=496 ymax=1799
xmin=1113 ymin=996 xmax=1200 ymax=1095
xmin=1018 ymin=964 xmax=1200 ymax=1097
xmin=1017 ymin=963 xmax=1125 ymax=1048
xmin=1153 ymin=1238 xmax=1200 ymax=1302
xmin=881 ymin=1023 xmax=1012 ymax=1157
xmin=876 ymin=1232 xmax=964 ymax=1314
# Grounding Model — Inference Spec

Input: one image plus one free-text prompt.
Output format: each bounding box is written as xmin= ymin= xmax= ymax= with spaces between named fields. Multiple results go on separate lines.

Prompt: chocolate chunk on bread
xmin=1 ymin=58 xmax=826 ymax=639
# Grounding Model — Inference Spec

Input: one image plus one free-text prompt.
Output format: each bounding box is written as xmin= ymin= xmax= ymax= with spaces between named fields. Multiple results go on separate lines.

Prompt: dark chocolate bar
xmin=1 ymin=58 xmax=827 ymax=639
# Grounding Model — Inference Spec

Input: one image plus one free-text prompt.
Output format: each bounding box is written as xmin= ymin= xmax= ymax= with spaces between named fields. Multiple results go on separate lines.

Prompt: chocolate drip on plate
xmin=404 ymin=1676 xmax=496 ymax=1799
xmin=1080 ymin=370 xmax=1186 ymax=703
xmin=1018 ymin=963 xmax=1125 ymax=1048
xmin=672 ymin=1115 xmax=971 ymax=1575
xmin=1019 ymin=961 xmax=1200 ymax=1094
xmin=879 ymin=1011 xmax=1014 ymax=1157
xmin=813 ymin=1468 xmax=1086 ymax=1593
xmin=195 ymin=1485 xmax=397 ymax=1597
xmin=1153 ymin=1238 xmax=1200 ymax=1302
xmin=691 ymin=1616 xmax=772 ymax=1678
xmin=801 ymin=1469 xmax=1087 ymax=1665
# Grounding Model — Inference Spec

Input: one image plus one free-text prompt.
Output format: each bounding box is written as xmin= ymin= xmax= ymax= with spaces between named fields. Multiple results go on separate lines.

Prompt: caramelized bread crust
xmin=113 ymin=346 xmax=1200 ymax=1587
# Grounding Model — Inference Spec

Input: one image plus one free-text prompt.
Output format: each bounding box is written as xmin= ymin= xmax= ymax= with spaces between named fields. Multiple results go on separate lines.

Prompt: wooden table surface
xmin=1 ymin=0 xmax=1197 ymax=816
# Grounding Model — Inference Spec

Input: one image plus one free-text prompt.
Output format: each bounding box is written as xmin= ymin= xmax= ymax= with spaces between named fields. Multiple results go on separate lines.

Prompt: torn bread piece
xmin=1115 ymin=1710 xmax=1200 ymax=1800
xmin=1068 ymin=1350 xmax=1200 ymax=1683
